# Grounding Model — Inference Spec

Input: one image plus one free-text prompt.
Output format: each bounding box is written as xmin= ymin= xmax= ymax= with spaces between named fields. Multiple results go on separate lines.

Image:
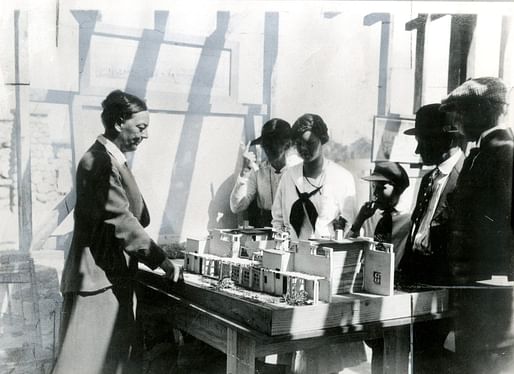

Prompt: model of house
xmin=184 ymin=229 xmax=373 ymax=304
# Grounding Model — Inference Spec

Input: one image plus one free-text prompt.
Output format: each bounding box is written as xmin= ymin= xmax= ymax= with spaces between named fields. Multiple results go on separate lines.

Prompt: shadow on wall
xmin=159 ymin=12 xmax=230 ymax=240
xmin=207 ymin=175 xmax=237 ymax=232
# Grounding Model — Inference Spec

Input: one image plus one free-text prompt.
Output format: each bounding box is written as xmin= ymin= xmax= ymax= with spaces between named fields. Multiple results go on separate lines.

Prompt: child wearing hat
xmin=230 ymin=118 xmax=301 ymax=227
xmin=347 ymin=161 xmax=411 ymax=267
xmin=347 ymin=161 xmax=411 ymax=374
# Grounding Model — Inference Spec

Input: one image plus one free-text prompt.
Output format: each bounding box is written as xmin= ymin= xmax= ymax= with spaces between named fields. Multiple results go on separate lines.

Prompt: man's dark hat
xmin=439 ymin=77 xmax=508 ymax=112
xmin=404 ymin=103 xmax=458 ymax=137
xmin=362 ymin=162 xmax=410 ymax=192
xmin=250 ymin=118 xmax=291 ymax=146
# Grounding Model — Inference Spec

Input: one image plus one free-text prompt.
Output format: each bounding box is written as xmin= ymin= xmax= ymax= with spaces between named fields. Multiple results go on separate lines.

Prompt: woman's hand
xmin=160 ymin=258 xmax=183 ymax=283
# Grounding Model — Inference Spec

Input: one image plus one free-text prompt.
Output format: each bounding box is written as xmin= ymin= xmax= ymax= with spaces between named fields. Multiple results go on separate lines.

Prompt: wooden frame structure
xmin=137 ymin=267 xmax=450 ymax=374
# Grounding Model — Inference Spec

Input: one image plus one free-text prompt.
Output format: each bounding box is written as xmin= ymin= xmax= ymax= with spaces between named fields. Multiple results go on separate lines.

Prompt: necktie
xmin=289 ymin=185 xmax=322 ymax=237
xmin=409 ymin=168 xmax=441 ymax=243
xmin=374 ymin=210 xmax=393 ymax=244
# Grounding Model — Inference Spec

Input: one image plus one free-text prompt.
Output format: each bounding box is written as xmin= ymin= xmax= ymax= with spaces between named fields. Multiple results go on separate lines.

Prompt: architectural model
xmin=184 ymin=228 xmax=374 ymax=304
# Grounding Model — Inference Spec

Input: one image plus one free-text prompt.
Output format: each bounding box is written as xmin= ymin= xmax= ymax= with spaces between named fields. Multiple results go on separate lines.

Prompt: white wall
xmin=1 ymin=0 xmax=513 ymax=246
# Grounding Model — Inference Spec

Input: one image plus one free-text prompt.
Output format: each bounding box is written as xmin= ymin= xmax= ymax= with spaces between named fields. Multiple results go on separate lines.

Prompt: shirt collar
xmin=477 ymin=124 xmax=506 ymax=147
xmin=262 ymin=160 xmax=283 ymax=174
xmin=437 ymin=148 xmax=463 ymax=175
xmin=380 ymin=206 xmax=405 ymax=216
xmin=97 ymin=135 xmax=127 ymax=165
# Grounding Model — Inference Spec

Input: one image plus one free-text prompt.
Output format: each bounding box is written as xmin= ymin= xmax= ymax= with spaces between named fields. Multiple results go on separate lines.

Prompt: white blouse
xmin=272 ymin=158 xmax=357 ymax=242
xmin=230 ymin=152 xmax=302 ymax=213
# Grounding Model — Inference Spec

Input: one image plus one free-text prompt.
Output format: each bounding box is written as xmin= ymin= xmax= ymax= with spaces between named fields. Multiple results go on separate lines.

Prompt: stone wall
xmin=30 ymin=112 xmax=72 ymax=232
xmin=0 ymin=118 xmax=15 ymax=211
xmin=0 ymin=251 xmax=62 ymax=374
xmin=0 ymin=109 xmax=73 ymax=251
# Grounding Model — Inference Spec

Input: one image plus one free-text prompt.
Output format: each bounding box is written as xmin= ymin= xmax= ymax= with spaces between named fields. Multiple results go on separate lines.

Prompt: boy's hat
xmin=362 ymin=161 xmax=410 ymax=192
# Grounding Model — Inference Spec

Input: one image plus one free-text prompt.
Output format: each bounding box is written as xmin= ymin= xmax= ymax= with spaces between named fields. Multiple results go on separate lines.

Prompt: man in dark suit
xmin=400 ymin=103 xmax=465 ymax=285
xmin=398 ymin=103 xmax=465 ymax=373
xmin=441 ymin=77 xmax=514 ymax=373
xmin=55 ymin=90 xmax=181 ymax=374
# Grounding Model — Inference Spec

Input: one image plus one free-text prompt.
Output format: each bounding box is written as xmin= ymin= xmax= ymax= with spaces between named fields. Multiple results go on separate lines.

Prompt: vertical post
xmin=498 ymin=16 xmax=512 ymax=79
xmin=13 ymin=10 xmax=32 ymax=252
xmin=226 ymin=328 xmax=256 ymax=374
xmin=263 ymin=12 xmax=279 ymax=121
xmin=364 ymin=13 xmax=393 ymax=116
xmin=313 ymin=280 xmax=319 ymax=304
xmin=383 ymin=325 xmax=410 ymax=374
xmin=227 ymin=328 xmax=238 ymax=374
xmin=447 ymin=15 xmax=476 ymax=92
xmin=406 ymin=14 xmax=428 ymax=113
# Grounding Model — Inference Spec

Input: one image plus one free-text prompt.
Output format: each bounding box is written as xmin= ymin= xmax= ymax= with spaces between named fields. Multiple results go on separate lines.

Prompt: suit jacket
xmin=448 ymin=128 xmax=514 ymax=284
xmin=399 ymin=153 xmax=465 ymax=285
xmin=61 ymin=141 xmax=166 ymax=293
xmin=448 ymin=128 xmax=514 ymax=353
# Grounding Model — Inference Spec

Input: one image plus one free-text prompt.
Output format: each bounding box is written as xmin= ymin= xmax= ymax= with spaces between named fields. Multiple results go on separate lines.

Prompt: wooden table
xmin=137 ymin=268 xmax=450 ymax=374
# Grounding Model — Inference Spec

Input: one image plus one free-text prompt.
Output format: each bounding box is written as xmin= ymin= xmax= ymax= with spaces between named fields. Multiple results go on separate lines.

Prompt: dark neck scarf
xmin=289 ymin=185 xmax=322 ymax=237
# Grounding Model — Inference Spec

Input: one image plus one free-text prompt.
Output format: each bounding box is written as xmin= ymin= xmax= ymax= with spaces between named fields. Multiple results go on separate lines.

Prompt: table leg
xmin=226 ymin=328 xmax=256 ymax=374
xmin=383 ymin=325 xmax=410 ymax=374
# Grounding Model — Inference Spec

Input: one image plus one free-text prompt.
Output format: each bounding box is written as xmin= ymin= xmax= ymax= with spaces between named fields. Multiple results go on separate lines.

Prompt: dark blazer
xmin=399 ymin=153 xmax=465 ymax=285
xmin=448 ymin=128 xmax=514 ymax=284
xmin=61 ymin=140 xmax=166 ymax=293
xmin=448 ymin=128 xmax=514 ymax=353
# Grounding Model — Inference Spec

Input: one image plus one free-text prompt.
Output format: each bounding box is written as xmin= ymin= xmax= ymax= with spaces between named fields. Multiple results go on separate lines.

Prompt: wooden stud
xmin=227 ymin=328 xmax=238 ymax=374
xmin=383 ymin=325 xmax=410 ymax=374
xmin=313 ymin=280 xmax=319 ymax=305
xmin=226 ymin=328 xmax=256 ymax=374
xmin=13 ymin=10 xmax=32 ymax=252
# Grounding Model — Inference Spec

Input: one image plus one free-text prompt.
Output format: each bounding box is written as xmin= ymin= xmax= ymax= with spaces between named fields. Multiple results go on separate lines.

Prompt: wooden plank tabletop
xmin=137 ymin=266 xmax=450 ymax=339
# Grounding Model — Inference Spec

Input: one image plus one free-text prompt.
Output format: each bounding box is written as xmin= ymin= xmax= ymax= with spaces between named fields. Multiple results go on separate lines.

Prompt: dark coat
xmin=448 ymin=128 xmax=514 ymax=354
xmin=448 ymin=128 xmax=514 ymax=284
xmin=399 ymin=153 xmax=464 ymax=285
xmin=61 ymin=140 xmax=166 ymax=293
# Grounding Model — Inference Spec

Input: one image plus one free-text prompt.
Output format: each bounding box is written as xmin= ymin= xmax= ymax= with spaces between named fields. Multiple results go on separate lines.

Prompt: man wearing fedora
xmin=398 ymin=103 xmax=465 ymax=373
xmin=399 ymin=103 xmax=465 ymax=285
xmin=441 ymin=77 xmax=514 ymax=373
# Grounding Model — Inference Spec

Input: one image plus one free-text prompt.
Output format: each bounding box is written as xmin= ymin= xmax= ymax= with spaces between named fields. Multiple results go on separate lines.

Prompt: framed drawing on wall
xmin=372 ymin=115 xmax=421 ymax=165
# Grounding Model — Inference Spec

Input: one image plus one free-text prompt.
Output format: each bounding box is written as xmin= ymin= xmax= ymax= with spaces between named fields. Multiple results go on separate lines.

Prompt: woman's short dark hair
xmin=101 ymin=90 xmax=147 ymax=133
xmin=292 ymin=113 xmax=329 ymax=144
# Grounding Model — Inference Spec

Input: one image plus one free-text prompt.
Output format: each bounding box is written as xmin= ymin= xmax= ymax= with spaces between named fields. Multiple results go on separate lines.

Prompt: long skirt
xmin=53 ymin=284 xmax=142 ymax=374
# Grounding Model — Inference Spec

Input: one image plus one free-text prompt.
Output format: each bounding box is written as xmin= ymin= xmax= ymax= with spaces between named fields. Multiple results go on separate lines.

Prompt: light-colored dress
xmin=272 ymin=158 xmax=357 ymax=240
xmin=271 ymin=157 xmax=366 ymax=373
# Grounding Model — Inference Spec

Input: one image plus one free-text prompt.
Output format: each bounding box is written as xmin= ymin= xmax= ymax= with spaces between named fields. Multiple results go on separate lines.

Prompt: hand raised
xmin=240 ymin=141 xmax=258 ymax=174
xmin=357 ymin=201 xmax=378 ymax=221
